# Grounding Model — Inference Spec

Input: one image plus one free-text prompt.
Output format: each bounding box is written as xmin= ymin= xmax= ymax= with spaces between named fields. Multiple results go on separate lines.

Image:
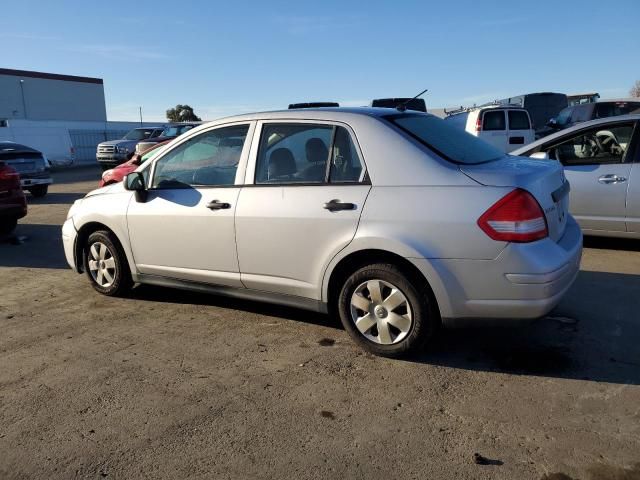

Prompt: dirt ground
xmin=1 ymin=167 xmax=639 ymax=480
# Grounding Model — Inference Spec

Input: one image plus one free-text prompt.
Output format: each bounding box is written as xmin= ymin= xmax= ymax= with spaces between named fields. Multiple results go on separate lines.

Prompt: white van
xmin=444 ymin=105 xmax=535 ymax=153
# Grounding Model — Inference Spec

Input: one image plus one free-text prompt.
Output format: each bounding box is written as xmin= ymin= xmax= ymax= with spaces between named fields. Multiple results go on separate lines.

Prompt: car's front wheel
xmin=337 ymin=263 xmax=439 ymax=358
xmin=83 ymin=230 xmax=132 ymax=296
xmin=28 ymin=185 xmax=48 ymax=197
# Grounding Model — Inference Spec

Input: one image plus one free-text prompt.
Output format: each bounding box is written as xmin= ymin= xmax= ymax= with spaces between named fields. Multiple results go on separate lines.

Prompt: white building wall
xmin=0 ymin=69 xmax=107 ymax=122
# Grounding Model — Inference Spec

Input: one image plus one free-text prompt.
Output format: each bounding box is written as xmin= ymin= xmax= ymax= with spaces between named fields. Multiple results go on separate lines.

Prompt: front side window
xmin=547 ymin=123 xmax=634 ymax=166
xmin=384 ymin=114 xmax=504 ymax=165
xmin=152 ymin=124 xmax=248 ymax=188
xmin=508 ymin=110 xmax=530 ymax=130
xmin=482 ymin=110 xmax=506 ymax=131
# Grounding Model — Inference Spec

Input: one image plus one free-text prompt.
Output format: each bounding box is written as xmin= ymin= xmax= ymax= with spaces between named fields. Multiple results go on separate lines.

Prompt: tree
xmin=631 ymin=80 xmax=640 ymax=98
xmin=166 ymin=104 xmax=201 ymax=122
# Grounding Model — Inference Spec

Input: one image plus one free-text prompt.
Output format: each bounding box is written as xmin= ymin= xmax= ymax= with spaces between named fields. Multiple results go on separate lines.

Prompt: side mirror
xmin=124 ymin=172 xmax=147 ymax=202
xmin=529 ymin=151 xmax=549 ymax=160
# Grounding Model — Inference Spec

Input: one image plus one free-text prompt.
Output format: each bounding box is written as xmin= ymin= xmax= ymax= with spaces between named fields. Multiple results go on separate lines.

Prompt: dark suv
xmin=548 ymin=99 xmax=640 ymax=131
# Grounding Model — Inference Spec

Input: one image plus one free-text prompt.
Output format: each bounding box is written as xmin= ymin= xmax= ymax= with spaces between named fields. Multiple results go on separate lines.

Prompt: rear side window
xmin=508 ymin=110 xmax=530 ymax=130
xmin=482 ymin=111 xmax=506 ymax=131
xmin=384 ymin=114 xmax=504 ymax=165
xmin=255 ymin=124 xmax=365 ymax=184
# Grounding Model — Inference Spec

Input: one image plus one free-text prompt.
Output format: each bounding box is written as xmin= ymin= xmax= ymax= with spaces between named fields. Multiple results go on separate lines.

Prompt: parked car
xmin=548 ymin=99 xmax=640 ymax=132
xmin=62 ymin=108 xmax=581 ymax=357
xmin=512 ymin=114 xmax=640 ymax=238
xmin=96 ymin=127 xmax=165 ymax=171
xmin=134 ymin=123 xmax=199 ymax=154
xmin=444 ymin=105 xmax=535 ymax=152
xmin=0 ymin=141 xmax=52 ymax=197
xmin=0 ymin=162 xmax=27 ymax=234
xmin=99 ymin=141 xmax=169 ymax=187
xmin=496 ymin=92 xmax=568 ymax=137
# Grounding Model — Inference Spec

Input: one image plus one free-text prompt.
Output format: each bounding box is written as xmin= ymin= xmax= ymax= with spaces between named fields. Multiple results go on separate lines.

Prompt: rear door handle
xmin=598 ymin=174 xmax=627 ymax=184
xmin=206 ymin=200 xmax=231 ymax=210
xmin=324 ymin=199 xmax=356 ymax=212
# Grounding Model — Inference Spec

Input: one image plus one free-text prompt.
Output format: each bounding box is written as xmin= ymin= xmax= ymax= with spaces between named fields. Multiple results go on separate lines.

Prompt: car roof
xmin=511 ymin=114 xmax=640 ymax=155
xmin=202 ymin=107 xmax=431 ymax=125
xmin=0 ymin=141 xmax=39 ymax=152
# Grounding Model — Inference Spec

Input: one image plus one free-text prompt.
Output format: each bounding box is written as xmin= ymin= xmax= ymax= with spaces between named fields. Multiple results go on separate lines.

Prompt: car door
xmin=506 ymin=110 xmax=534 ymax=152
xmin=126 ymin=122 xmax=254 ymax=287
xmin=544 ymin=121 xmax=635 ymax=232
xmin=235 ymin=121 xmax=370 ymax=300
xmin=624 ymin=124 xmax=640 ymax=233
xmin=479 ymin=110 xmax=508 ymax=151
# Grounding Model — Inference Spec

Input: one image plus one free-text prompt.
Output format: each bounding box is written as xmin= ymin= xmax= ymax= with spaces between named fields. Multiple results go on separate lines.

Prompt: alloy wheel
xmin=88 ymin=241 xmax=117 ymax=288
xmin=349 ymin=279 xmax=413 ymax=345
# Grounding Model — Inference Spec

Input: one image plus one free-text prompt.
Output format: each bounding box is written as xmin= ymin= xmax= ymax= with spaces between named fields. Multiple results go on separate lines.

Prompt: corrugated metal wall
xmin=69 ymin=129 xmax=128 ymax=164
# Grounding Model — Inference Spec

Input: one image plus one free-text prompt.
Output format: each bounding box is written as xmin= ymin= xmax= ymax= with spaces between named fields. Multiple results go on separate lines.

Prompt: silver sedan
xmin=63 ymin=108 xmax=582 ymax=357
xmin=512 ymin=114 xmax=640 ymax=239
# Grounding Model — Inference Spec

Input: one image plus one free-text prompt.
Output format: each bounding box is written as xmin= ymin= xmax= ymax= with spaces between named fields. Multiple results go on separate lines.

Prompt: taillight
xmin=475 ymin=115 xmax=482 ymax=132
xmin=478 ymin=189 xmax=548 ymax=243
xmin=0 ymin=165 xmax=21 ymax=189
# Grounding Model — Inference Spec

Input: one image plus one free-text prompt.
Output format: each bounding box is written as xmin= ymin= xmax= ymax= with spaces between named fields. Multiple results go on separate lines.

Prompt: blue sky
xmin=3 ymin=0 xmax=639 ymax=121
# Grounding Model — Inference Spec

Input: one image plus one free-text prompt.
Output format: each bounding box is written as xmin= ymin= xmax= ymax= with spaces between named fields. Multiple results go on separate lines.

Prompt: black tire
xmin=336 ymin=263 xmax=439 ymax=358
xmin=28 ymin=185 xmax=48 ymax=197
xmin=0 ymin=218 xmax=18 ymax=235
xmin=82 ymin=230 xmax=132 ymax=296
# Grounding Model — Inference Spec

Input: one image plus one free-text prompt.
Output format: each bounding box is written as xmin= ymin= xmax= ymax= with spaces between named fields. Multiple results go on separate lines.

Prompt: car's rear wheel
xmin=28 ymin=185 xmax=48 ymax=197
xmin=0 ymin=218 xmax=18 ymax=235
xmin=83 ymin=230 xmax=132 ymax=296
xmin=337 ymin=263 xmax=438 ymax=358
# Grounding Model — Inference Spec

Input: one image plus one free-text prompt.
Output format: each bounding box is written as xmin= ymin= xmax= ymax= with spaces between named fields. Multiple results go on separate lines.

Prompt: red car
xmin=99 ymin=141 xmax=170 ymax=187
xmin=0 ymin=162 xmax=27 ymax=234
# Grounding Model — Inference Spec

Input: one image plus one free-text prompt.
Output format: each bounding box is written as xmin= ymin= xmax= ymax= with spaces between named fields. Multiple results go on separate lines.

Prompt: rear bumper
xmin=20 ymin=176 xmax=53 ymax=188
xmin=0 ymin=203 xmax=27 ymax=220
xmin=414 ymin=216 xmax=583 ymax=323
xmin=62 ymin=218 xmax=78 ymax=270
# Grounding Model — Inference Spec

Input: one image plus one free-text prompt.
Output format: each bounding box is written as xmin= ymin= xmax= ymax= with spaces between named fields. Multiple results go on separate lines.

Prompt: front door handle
xmin=324 ymin=199 xmax=356 ymax=212
xmin=206 ymin=200 xmax=231 ymax=210
xmin=598 ymin=174 xmax=627 ymax=184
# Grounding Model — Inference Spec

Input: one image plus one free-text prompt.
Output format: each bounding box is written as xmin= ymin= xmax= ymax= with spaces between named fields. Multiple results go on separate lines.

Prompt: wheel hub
xmin=374 ymin=305 xmax=388 ymax=318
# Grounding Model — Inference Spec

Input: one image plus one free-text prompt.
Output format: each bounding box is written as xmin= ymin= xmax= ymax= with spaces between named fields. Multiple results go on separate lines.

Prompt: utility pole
xmin=139 ymin=106 xmax=143 ymax=126
xmin=19 ymin=79 xmax=27 ymax=119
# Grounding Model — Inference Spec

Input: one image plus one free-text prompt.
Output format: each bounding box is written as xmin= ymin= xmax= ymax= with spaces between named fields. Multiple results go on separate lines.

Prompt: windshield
xmin=383 ymin=114 xmax=504 ymax=164
xmin=123 ymin=129 xmax=155 ymax=141
xmin=161 ymin=125 xmax=195 ymax=137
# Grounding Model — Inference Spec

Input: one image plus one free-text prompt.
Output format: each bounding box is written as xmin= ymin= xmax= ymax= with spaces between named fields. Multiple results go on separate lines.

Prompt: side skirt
xmin=135 ymin=273 xmax=329 ymax=314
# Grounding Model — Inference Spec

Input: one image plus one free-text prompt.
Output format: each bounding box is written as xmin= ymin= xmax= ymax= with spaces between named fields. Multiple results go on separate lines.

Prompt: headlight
xmin=116 ymin=146 xmax=129 ymax=154
xmin=66 ymin=199 xmax=82 ymax=219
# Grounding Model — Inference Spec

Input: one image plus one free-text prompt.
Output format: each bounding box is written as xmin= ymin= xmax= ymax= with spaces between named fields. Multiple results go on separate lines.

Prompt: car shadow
xmin=129 ymin=270 xmax=640 ymax=386
xmin=129 ymin=284 xmax=338 ymax=330
xmin=51 ymin=165 xmax=102 ymax=184
xmin=0 ymin=223 xmax=68 ymax=269
xmin=27 ymin=192 xmax=86 ymax=205
xmin=583 ymin=235 xmax=640 ymax=252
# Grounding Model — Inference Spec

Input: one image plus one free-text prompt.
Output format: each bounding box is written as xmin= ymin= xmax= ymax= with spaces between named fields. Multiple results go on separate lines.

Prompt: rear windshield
xmin=383 ymin=113 xmax=504 ymax=165
xmin=508 ymin=110 xmax=530 ymax=130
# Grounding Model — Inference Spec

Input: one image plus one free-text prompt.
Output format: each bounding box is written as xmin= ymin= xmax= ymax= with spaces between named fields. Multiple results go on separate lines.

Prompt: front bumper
xmin=416 ymin=216 xmax=583 ymax=323
xmin=97 ymin=154 xmax=128 ymax=166
xmin=62 ymin=218 xmax=79 ymax=270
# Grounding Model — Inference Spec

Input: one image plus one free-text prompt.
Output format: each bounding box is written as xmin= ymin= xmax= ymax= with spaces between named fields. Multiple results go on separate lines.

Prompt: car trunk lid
xmin=460 ymin=156 xmax=570 ymax=242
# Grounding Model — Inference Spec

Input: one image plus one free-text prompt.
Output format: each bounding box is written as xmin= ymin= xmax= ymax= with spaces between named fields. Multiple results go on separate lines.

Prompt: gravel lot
xmin=1 ymin=167 xmax=639 ymax=480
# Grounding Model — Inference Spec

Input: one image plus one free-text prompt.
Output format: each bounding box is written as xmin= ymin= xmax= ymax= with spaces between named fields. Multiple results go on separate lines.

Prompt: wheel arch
xmin=323 ymin=247 xmax=447 ymax=319
xmin=74 ymin=221 xmax=134 ymax=275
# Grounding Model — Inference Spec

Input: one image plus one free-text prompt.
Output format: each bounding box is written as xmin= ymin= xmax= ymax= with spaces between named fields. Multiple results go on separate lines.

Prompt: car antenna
xmin=396 ymin=88 xmax=429 ymax=112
